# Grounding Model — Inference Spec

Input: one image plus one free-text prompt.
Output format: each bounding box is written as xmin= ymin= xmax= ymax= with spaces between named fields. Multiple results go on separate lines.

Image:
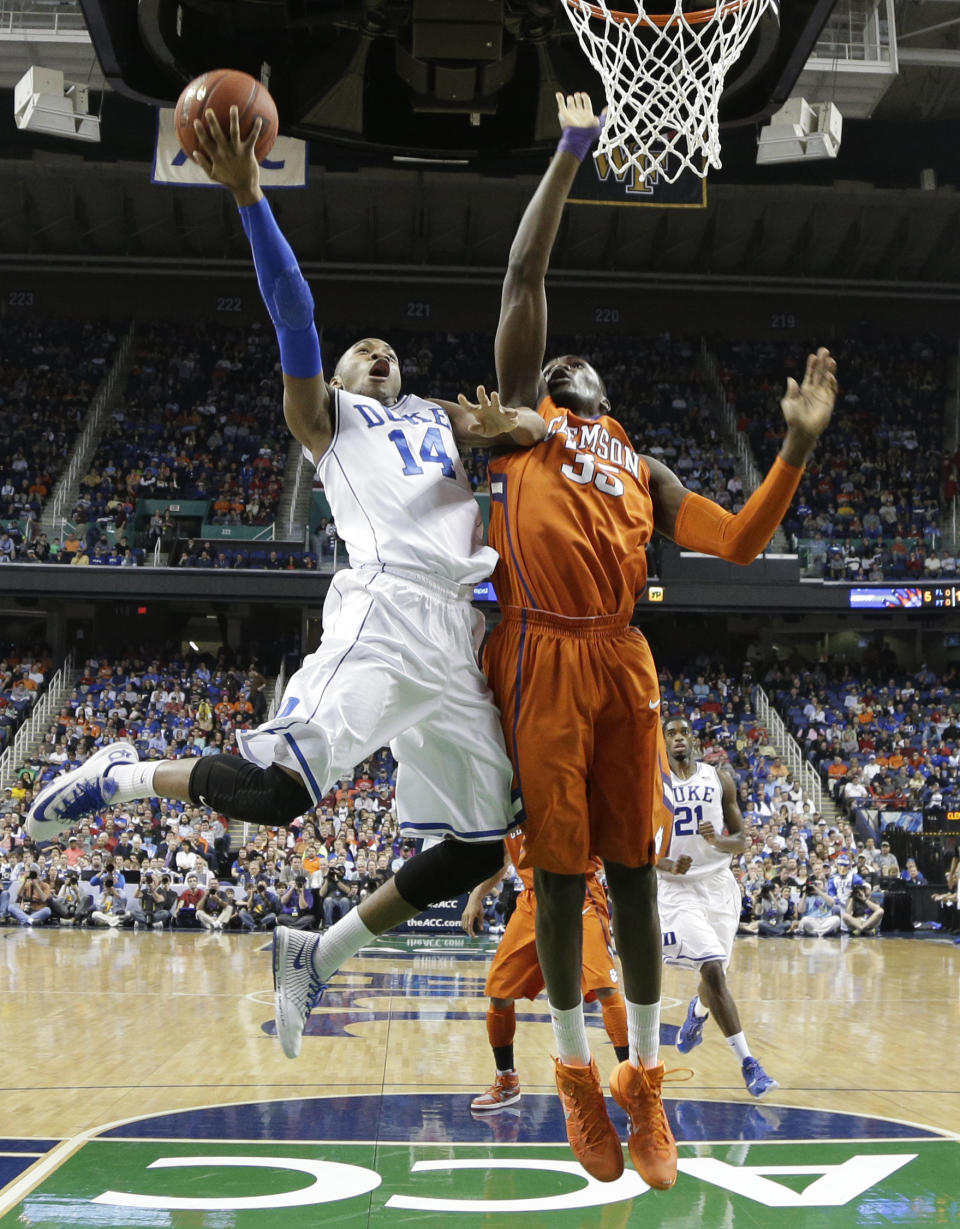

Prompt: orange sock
xmin=600 ymin=993 xmax=628 ymax=1050
xmin=487 ymin=1003 xmax=516 ymax=1050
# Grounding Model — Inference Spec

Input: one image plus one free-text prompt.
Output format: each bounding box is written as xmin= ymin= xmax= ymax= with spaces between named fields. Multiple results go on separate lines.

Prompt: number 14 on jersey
xmin=389 ymin=427 xmax=456 ymax=478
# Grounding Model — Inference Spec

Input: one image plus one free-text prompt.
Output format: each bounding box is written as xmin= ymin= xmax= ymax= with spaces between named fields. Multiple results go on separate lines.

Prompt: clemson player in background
xmin=462 ymin=833 xmax=628 ymax=1113
xmin=476 ymin=91 xmax=836 ymax=1189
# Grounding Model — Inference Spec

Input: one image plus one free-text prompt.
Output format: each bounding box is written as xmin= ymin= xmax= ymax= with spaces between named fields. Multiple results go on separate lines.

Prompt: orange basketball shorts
xmin=484 ymin=884 xmax=619 ymax=1001
xmin=484 ymin=611 xmax=673 ymax=875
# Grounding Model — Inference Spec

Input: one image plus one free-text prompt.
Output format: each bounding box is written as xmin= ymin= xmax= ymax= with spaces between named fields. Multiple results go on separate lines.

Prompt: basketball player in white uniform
xmin=27 ymin=106 xmax=546 ymax=1060
xmin=658 ymin=713 xmax=778 ymax=1098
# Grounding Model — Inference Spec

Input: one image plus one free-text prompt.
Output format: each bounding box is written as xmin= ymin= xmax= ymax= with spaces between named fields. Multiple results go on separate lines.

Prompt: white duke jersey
xmin=658 ymin=761 xmax=731 ymax=881
xmin=309 ymin=389 xmax=498 ymax=585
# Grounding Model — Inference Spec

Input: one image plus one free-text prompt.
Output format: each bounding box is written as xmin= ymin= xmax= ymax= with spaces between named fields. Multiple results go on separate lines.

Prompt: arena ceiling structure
xmin=0 ymin=0 xmax=959 ymax=288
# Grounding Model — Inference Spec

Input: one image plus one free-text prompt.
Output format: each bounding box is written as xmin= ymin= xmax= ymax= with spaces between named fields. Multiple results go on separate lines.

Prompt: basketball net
xmin=562 ymin=0 xmax=774 ymax=183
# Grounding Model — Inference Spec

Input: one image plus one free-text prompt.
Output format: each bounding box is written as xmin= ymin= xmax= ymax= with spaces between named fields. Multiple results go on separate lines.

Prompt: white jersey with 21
xmin=308 ymin=389 xmax=497 ymax=585
xmin=659 ymin=760 xmax=730 ymax=881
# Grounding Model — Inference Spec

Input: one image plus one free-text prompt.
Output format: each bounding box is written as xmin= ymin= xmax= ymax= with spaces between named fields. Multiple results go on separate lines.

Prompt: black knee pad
xmin=188 ymin=755 xmax=313 ymax=823
xmin=394 ymin=837 xmax=505 ymax=911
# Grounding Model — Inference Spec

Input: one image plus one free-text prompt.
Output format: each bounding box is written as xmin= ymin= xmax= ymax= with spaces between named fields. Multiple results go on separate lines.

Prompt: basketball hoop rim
xmin=563 ymin=0 xmax=756 ymax=28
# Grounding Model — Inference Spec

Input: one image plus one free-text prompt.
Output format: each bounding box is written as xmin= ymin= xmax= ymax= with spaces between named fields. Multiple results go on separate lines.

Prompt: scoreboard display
xmin=849 ymin=586 xmax=960 ymax=610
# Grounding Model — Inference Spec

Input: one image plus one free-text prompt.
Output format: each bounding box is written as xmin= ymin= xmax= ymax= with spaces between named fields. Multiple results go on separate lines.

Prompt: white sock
xmin=693 ymin=996 xmax=709 ymax=1019
xmin=549 ymin=1000 xmax=591 ymax=1066
xmin=110 ymin=762 xmax=159 ymax=804
xmin=627 ymin=999 xmax=661 ymax=1069
xmin=726 ymin=1031 xmax=752 ymax=1063
xmin=308 ymin=909 xmax=376 ymax=983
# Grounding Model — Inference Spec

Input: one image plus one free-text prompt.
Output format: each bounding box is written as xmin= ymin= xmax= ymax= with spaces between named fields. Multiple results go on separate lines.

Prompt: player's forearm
xmin=711 ymin=836 xmax=746 ymax=854
xmin=779 ymin=424 xmax=821 ymax=468
xmin=472 ymin=864 xmax=509 ymax=900
xmin=237 ymin=196 xmax=322 ymax=381
xmin=672 ymin=455 xmax=803 ymax=566
xmin=504 ymin=409 xmax=547 ymax=447
xmin=505 ymin=153 xmax=582 ymax=284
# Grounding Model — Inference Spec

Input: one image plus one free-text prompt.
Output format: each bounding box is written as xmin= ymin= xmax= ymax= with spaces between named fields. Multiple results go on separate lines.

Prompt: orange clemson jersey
xmin=487 ymin=396 xmax=655 ymax=619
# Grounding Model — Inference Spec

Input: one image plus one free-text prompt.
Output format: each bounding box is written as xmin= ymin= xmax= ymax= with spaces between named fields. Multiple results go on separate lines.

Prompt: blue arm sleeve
xmin=238 ymin=196 xmax=323 ymax=380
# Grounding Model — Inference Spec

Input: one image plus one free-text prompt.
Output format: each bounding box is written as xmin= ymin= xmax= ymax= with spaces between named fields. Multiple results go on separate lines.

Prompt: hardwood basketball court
xmin=1 ymin=927 xmax=956 ymax=1227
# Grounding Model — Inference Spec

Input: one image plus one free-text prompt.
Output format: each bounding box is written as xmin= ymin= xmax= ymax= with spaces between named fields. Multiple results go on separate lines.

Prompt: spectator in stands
xmin=876 ymin=841 xmax=901 ymax=877
xmin=899 ymin=857 xmax=927 ymax=886
xmin=172 ymin=872 xmax=204 ymax=928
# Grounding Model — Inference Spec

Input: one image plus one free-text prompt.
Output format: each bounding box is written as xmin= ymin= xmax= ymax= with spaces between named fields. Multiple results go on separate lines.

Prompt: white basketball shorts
xmin=237 ymin=565 xmax=517 ymax=843
xmin=657 ymin=868 xmax=741 ymax=972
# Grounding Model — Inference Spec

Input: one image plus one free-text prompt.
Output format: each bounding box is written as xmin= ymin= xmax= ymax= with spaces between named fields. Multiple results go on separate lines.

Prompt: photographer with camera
xmin=753 ymin=881 xmax=795 ymax=937
xmin=196 ymin=879 xmax=235 ymax=931
xmin=126 ymin=872 xmax=176 ymax=930
xmin=318 ymin=859 xmax=355 ymax=929
xmin=238 ymin=879 xmax=279 ymax=931
xmin=275 ymin=874 xmax=316 ymax=930
xmin=841 ymin=882 xmax=884 ymax=935
xmin=90 ymin=875 xmax=126 ymax=928
xmin=797 ymin=875 xmax=842 ymax=937
xmin=6 ymin=862 xmax=54 ymax=927
xmin=52 ymin=870 xmax=93 ymax=926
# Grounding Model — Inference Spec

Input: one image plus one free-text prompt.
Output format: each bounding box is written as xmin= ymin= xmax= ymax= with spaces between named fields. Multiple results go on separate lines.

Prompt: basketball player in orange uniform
xmin=462 ymin=833 xmax=628 ymax=1112
xmin=478 ymin=92 xmax=836 ymax=1188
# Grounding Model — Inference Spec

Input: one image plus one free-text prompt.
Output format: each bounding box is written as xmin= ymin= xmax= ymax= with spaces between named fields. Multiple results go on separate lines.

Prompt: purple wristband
xmin=556 ymin=125 xmax=600 ymax=163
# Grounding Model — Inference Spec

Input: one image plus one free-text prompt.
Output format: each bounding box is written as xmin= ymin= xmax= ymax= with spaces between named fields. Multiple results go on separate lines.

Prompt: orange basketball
xmin=174 ymin=69 xmax=278 ymax=164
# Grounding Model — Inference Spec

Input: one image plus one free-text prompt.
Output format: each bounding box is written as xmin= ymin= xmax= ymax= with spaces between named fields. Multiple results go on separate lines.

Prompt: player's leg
xmin=593 ymin=632 xmax=678 ymax=1191
xmin=581 ymin=900 xmax=629 ymax=1062
xmin=696 ymin=959 xmax=778 ymax=1098
xmin=275 ymin=590 xmax=517 ymax=1057
xmin=603 ymin=861 xmax=661 ymax=1066
xmin=592 ymin=988 xmax=629 ymax=1063
xmin=471 ymin=997 xmax=522 ymax=1111
xmin=472 ymin=890 xmax=541 ymax=1111
xmin=484 ymin=620 xmax=623 ymax=1182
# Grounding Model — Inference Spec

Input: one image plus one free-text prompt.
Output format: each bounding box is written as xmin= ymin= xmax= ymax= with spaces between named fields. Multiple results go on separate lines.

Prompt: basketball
xmin=174 ymin=69 xmax=279 ymax=164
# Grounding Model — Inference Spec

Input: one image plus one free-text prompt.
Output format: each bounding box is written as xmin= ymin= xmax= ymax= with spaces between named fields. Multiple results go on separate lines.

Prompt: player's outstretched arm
xmin=439 ymin=386 xmax=546 ymax=448
xmin=649 ymin=348 xmax=837 ymax=564
xmin=192 ymin=106 xmax=332 ymax=463
xmin=495 ymin=93 xmax=602 ymax=409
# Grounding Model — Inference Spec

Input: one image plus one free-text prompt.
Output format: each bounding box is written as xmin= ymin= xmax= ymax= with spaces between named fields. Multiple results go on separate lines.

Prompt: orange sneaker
xmin=554 ymin=1057 xmax=624 ymax=1183
xmin=609 ymin=1061 xmax=681 ymax=1190
xmin=471 ymin=1071 xmax=521 ymax=1111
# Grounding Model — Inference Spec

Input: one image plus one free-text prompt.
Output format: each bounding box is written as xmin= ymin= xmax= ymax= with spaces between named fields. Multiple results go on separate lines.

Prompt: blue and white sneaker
xmin=742 ymin=1057 xmax=778 ymax=1098
xmin=272 ymin=927 xmax=326 ymax=1060
xmin=676 ymin=997 xmax=708 ymax=1054
xmin=26 ymin=742 xmax=138 ymax=840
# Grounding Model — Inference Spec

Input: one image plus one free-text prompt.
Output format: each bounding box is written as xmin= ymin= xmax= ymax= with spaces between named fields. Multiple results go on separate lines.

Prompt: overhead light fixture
xmin=189 ymin=640 xmax=199 ymax=652
xmin=14 ymin=66 xmax=100 ymax=142
xmin=756 ymin=97 xmax=841 ymax=166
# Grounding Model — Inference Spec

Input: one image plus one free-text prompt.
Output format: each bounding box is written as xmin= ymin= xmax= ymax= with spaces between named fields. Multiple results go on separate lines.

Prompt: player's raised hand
xmin=192 ymin=105 xmax=263 ymax=204
xmin=556 ymin=91 xmax=601 ymax=131
xmin=457 ymin=386 xmax=521 ymax=438
xmin=780 ymin=347 xmax=837 ymax=443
